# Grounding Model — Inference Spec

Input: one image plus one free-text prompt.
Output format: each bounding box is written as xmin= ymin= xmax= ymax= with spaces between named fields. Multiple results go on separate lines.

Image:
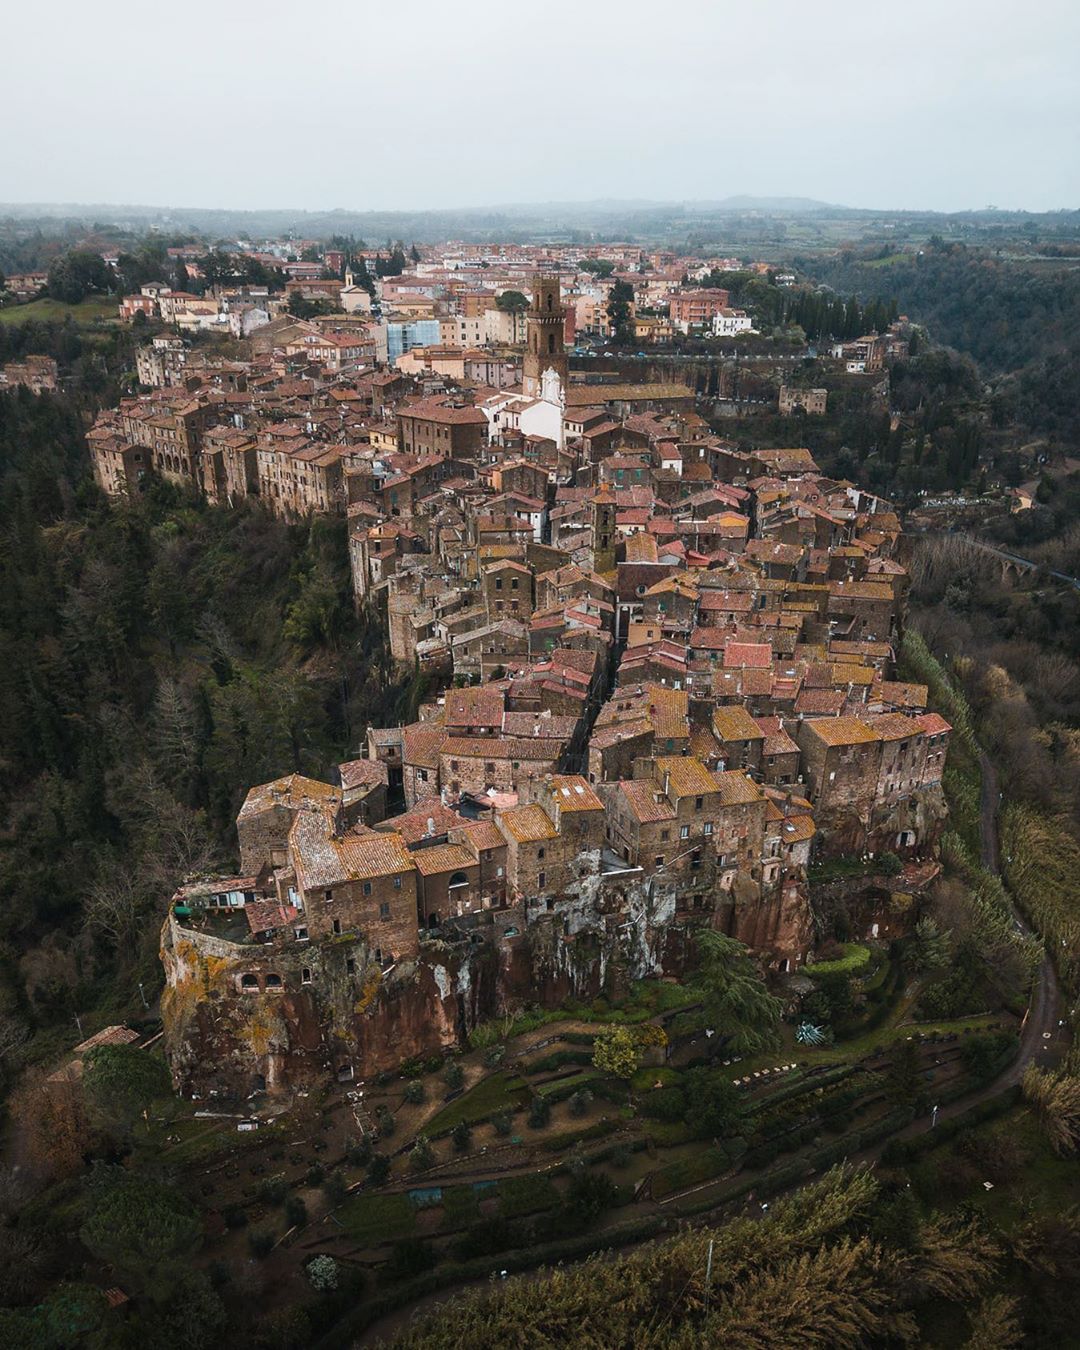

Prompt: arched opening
xmin=428 ymin=912 xmax=440 ymax=928
xmin=253 ymin=1072 xmax=266 ymax=1091
xmin=265 ymin=973 xmax=282 ymax=989
xmin=546 ymin=293 xmax=553 ymax=311
xmin=240 ymin=973 xmax=258 ymax=990
xmin=548 ymin=332 xmax=556 ymax=354
xmin=448 ymin=871 xmax=469 ymax=888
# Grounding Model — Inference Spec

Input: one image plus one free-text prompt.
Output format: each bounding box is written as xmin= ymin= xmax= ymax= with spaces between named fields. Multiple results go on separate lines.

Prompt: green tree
xmin=911 ymin=915 xmax=951 ymax=971
xmin=681 ymin=1068 xmax=745 ymax=1139
xmin=606 ymin=280 xmax=635 ymax=345
xmin=886 ymin=1038 xmax=925 ymax=1111
xmin=410 ymin=1135 xmax=434 ymax=1172
xmin=83 ymin=1044 xmax=171 ymax=1132
xmin=695 ymin=930 xmax=782 ymax=1056
xmin=495 ymin=289 xmax=529 ymax=313
xmin=80 ymin=1176 xmax=201 ymax=1297
xmin=592 ymin=1025 xmax=640 ymax=1080
xmin=367 ymin=1153 xmax=391 ymax=1184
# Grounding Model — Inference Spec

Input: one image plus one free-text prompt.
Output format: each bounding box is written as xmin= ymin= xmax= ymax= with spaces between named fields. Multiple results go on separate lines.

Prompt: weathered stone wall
xmin=160 ymin=915 xmax=496 ymax=1098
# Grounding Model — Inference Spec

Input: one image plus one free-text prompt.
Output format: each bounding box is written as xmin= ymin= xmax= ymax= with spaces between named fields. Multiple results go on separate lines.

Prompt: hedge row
xmin=880 ymin=1087 xmax=1022 ymax=1164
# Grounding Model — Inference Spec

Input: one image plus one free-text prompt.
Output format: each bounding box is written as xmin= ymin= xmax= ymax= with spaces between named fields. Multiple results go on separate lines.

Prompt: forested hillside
xmin=804 ymin=241 xmax=1080 ymax=441
xmin=0 ymin=387 xmax=411 ymax=1074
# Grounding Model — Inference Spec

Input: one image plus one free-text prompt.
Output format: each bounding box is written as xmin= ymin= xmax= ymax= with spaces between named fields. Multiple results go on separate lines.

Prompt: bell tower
xmin=591 ymin=482 xmax=618 ymax=574
xmin=522 ymin=274 xmax=567 ymax=398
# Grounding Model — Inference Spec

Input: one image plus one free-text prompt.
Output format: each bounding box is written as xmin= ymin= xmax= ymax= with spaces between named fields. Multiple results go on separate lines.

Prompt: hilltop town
xmin=90 ymin=252 xmax=955 ymax=1095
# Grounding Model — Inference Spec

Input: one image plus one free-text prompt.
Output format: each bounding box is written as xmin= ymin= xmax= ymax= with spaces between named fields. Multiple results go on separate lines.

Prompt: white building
xmin=711 ymin=309 xmax=755 ymax=338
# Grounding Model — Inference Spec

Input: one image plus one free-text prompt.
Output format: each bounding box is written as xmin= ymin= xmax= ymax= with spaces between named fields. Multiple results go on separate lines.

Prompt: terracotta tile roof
xmin=339 ymin=759 xmax=389 ymax=790
xmin=379 ymin=800 xmax=464 ymax=845
xmin=724 ymin=642 xmax=773 ymax=669
xmin=403 ymin=724 xmax=449 ymax=769
xmin=794 ymin=689 xmax=845 ymax=716
xmin=498 ymin=803 xmax=558 ymax=843
xmin=712 ymin=770 xmax=765 ymax=805
xmin=549 ymin=775 xmax=604 ymax=812
xmin=712 ymin=705 xmax=764 ymax=743
xmin=779 ymin=814 xmax=815 ymax=844
xmin=411 ymin=842 xmax=477 ymax=876
xmin=655 ymin=755 xmax=719 ymax=798
xmin=618 ymin=779 xmax=675 ymax=824
xmin=238 ymin=774 xmax=340 ymax=820
xmin=866 ymin=712 xmax=919 ymax=741
xmin=803 ymin=716 xmax=879 ymax=747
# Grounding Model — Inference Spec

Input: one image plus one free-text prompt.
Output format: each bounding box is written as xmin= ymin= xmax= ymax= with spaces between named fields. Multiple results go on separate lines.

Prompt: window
xmin=294 ymin=926 xmax=308 ymax=941
xmin=332 ymin=919 xmax=342 ymax=935
xmin=265 ymin=973 xmax=282 ymax=989
xmin=704 ymin=822 xmax=713 ymax=836
xmin=537 ymin=847 xmax=545 ymax=860
xmin=655 ymin=855 xmax=665 ymax=867
xmin=346 ymin=957 xmax=356 ymax=974
xmin=241 ymin=973 xmax=258 ymax=990
xmin=660 ymin=829 xmax=670 ymax=841
xmin=680 ymin=825 xmax=689 ymax=839
xmin=538 ymin=871 xmax=546 ymax=889
xmin=324 ymin=888 xmax=333 ymax=903
xmin=449 ymin=871 xmax=469 ymax=888
xmin=393 ymin=876 xmax=402 ymax=889
xmin=379 ymin=902 xmax=390 ymax=919
xmin=694 ymin=796 xmax=703 ymax=811
xmin=362 ymin=881 xmax=372 ymax=896
xmin=301 ymin=968 xmax=312 ymax=984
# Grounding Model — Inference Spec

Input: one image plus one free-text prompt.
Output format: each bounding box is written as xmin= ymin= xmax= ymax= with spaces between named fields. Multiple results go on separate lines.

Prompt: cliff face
xmin=161 ymin=868 xmax=815 ymax=1099
xmin=160 ymin=915 xmax=497 ymax=1097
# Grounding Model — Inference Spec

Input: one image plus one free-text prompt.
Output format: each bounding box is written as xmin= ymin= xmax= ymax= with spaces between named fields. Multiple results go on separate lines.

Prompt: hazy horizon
xmin=4 ymin=0 xmax=1078 ymax=215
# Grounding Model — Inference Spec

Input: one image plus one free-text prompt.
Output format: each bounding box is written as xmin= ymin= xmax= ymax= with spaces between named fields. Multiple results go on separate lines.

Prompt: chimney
xmin=426 ymin=817 xmax=435 ymax=838
xmin=663 ymin=769 xmax=671 ymax=799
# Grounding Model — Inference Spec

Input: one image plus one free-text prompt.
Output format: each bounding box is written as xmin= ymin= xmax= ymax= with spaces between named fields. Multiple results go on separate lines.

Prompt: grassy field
xmin=338 ymin=1190 xmax=416 ymax=1246
xmin=0 ymin=295 xmax=118 ymax=326
xmin=426 ymin=1071 xmax=530 ymax=1134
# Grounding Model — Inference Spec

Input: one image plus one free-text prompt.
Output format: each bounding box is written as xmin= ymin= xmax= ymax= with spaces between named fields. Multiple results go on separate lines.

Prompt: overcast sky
xmin=4 ymin=0 xmax=1077 ymax=213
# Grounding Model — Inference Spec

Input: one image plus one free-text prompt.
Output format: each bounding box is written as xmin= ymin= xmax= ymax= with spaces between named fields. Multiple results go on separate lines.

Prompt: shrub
xmin=306 ymin=1254 xmax=339 ymax=1292
xmin=248 ymin=1229 xmax=275 ymax=1258
xmin=451 ymin=1121 xmax=472 ymax=1153
xmin=404 ymin=1081 xmax=425 ymax=1106
xmin=367 ymin=1154 xmax=391 ymax=1185
xmin=638 ymin=1086 xmax=686 ymax=1122
xmin=443 ymin=1062 xmax=464 ymax=1092
xmin=484 ymin=1045 xmax=506 ymax=1069
xmin=492 ymin=1111 xmax=513 ymax=1137
xmin=569 ymin=1089 xmax=593 ymax=1118
xmin=879 ymin=851 xmax=903 ymax=876
xmin=410 ymin=1136 xmax=434 ymax=1173
xmin=384 ymin=1238 xmax=435 ymax=1281
xmin=528 ymin=1097 xmax=551 ymax=1129
xmin=376 ymin=1106 xmax=396 ymax=1139
xmin=223 ymin=1205 xmax=248 ymax=1229
xmin=284 ymin=1196 xmax=307 ymax=1229
xmin=346 ymin=1137 xmax=372 ymax=1168
xmin=323 ymin=1172 xmax=348 ymax=1205
xmin=257 ymin=1178 xmax=288 ymax=1206
xmin=305 ymin=1163 xmax=325 ymax=1187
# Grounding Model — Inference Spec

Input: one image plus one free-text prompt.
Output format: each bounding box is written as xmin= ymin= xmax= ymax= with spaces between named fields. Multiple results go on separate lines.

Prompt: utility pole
xmin=703 ymin=1238 xmax=714 ymax=1319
